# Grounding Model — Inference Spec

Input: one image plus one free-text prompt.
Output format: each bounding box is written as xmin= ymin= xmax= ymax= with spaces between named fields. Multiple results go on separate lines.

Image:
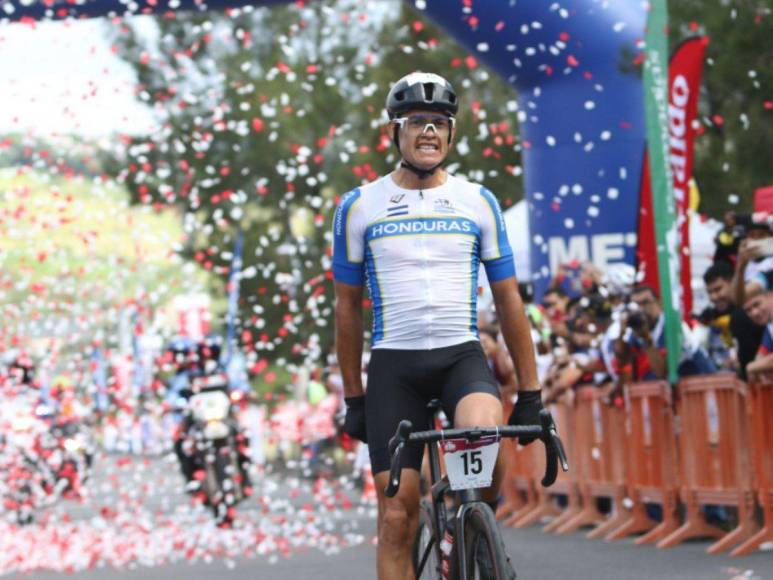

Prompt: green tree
xmin=669 ymin=1 xmax=772 ymax=216
xmin=110 ymin=1 xmax=524 ymax=372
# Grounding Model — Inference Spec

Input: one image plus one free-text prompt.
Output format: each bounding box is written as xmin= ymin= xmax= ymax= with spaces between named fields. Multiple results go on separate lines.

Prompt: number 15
xmin=462 ymin=450 xmax=482 ymax=475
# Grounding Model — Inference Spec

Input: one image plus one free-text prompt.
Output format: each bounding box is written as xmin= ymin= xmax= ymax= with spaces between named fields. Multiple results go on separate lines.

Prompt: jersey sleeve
xmin=332 ymin=188 xmax=365 ymax=285
xmin=477 ymin=187 xmax=516 ymax=281
xmin=758 ymin=327 xmax=773 ymax=356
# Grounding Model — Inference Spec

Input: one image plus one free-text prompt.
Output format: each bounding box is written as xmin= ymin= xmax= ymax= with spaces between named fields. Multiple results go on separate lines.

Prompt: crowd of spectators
xmin=472 ymin=211 xmax=773 ymax=405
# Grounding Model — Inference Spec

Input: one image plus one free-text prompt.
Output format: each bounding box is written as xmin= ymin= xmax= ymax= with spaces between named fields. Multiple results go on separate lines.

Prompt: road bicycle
xmin=386 ymin=400 xmax=568 ymax=579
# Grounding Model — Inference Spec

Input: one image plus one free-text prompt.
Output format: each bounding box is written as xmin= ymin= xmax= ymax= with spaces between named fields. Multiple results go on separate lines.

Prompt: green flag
xmin=644 ymin=0 xmax=682 ymax=384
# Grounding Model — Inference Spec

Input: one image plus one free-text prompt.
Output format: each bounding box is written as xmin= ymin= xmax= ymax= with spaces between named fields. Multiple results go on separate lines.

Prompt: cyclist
xmin=333 ymin=72 xmax=544 ymax=579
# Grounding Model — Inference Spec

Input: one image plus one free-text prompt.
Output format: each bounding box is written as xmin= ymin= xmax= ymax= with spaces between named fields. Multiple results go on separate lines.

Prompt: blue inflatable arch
xmin=5 ymin=0 xmax=647 ymax=296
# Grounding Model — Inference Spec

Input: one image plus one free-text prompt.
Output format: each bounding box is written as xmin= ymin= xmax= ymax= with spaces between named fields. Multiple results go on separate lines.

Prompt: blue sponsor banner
xmin=416 ymin=1 xmax=648 ymax=297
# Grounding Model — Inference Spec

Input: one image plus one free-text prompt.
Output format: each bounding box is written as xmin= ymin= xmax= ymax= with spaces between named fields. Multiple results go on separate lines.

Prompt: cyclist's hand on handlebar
xmin=343 ymin=395 xmax=367 ymax=443
xmin=507 ymin=390 xmax=544 ymax=445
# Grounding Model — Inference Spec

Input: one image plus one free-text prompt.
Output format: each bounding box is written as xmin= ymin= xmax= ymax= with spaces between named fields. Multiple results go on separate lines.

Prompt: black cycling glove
xmin=507 ymin=390 xmax=543 ymax=445
xmin=343 ymin=395 xmax=367 ymax=443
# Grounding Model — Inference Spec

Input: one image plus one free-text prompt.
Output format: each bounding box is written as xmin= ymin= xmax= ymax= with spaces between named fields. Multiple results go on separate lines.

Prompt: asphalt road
xmin=8 ymin=454 xmax=772 ymax=580
xmin=25 ymin=521 xmax=772 ymax=580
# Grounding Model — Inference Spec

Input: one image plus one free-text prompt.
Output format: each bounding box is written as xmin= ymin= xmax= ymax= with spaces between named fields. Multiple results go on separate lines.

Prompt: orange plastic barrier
xmin=552 ymin=385 xmax=631 ymax=537
xmin=498 ymin=437 xmax=542 ymax=524
xmin=606 ymin=380 xmax=680 ymax=543
xmin=731 ymin=372 xmax=773 ymax=556
xmin=657 ymin=375 xmax=757 ymax=553
xmin=496 ymin=398 xmax=529 ymax=521
xmin=506 ymin=395 xmax=577 ymax=529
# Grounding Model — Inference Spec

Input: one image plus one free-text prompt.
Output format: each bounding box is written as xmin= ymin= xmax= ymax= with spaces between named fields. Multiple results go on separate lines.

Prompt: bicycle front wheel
xmin=462 ymin=503 xmax=515 ymax=580
xmin=412 ymin=499 xmax=442 ymax=579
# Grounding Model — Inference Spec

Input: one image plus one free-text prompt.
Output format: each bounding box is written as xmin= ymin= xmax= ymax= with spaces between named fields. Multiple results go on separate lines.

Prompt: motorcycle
xmin=38 ymin=417 xmax=95 ymax=496
xmin=0 ymin=408 xmax=94 ymax=524
xmin=180 ymin=373 xmax=252 ymax=525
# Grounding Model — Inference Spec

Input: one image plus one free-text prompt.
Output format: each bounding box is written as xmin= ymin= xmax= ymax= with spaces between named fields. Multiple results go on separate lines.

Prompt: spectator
xmin=743 ymin=281 xmax=773 ymax=374
xmin=548 ymin=261 xmax=603 ymax=299
xmin=697 ymin=260 xmax=764 ymax=378
xmin=733 ymin=220 xmax=773 ymax=305
xmin=613 ymin=285 xmax=715 ymax=382
xmin=518 ymin=282 xmax=552 ymax=362
xmin=543 ymin=294 xmax=612 ymax=403
xmin=713 ymin=210 xmax=745 ymax=265
xmin=479 ymin=326 xmax=518 ymax=400
xmin=541 ymin=288 xmax=571 ymax=344
xmin=597 ymin=265 xmax=636 ymax=386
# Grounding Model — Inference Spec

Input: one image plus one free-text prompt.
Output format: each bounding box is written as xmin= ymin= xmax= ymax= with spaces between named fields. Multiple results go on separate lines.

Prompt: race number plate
xmin=441 ymin=435 xmax=501 ymax=491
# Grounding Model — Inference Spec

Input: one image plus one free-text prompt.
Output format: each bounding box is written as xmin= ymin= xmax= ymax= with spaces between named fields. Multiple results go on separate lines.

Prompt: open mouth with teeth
xmin=416 ymin=143 xmax=440 ymax=152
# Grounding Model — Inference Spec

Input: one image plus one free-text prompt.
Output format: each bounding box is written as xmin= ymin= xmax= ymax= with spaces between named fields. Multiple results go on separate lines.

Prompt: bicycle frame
xmin=415 ymin=408 xmax=493 ymax=578
xmin=387 ymin=403 xmax=568 ymax=579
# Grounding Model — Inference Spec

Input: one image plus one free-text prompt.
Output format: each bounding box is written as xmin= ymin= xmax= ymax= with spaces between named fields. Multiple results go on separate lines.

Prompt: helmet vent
xmin=422 ymin=83 xmax=435 ymax=101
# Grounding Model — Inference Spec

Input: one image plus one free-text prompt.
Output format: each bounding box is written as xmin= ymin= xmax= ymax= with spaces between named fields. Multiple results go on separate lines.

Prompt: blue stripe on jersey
xmin=366 ymin=217 xmax=479 ymax=242
xmin=470 ymin=237 xmax=481 ymax=335
xmin=332 ymin=188 xmax=363 ymax=285
xmin=484 ymin=255 xmax=516 ymax=281
xmin=364 ymin=243 xmax=384 ymax=344
xmin=479 ymin=187 xmax=513 ymax=260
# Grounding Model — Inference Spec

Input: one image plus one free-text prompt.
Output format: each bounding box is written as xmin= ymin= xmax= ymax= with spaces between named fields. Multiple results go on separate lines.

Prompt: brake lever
xmin=538 ymin=409 xmax=569 ymax=487
xmin=385 ymin=420 xmax=413 ymax=498
xmin=388 ymin=420 xmax=413 ymax=456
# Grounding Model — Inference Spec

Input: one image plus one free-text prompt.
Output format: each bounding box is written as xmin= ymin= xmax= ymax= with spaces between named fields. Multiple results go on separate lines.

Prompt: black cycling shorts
xmin=365 ymin=340 xmax=500 ymax=475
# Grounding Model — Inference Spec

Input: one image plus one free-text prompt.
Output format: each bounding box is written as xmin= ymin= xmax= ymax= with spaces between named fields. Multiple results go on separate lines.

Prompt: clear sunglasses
xmin=393 ymin=114 xmax=455 ymax=135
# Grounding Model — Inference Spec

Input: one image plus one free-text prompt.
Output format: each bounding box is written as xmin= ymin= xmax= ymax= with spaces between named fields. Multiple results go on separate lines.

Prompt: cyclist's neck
xmin=391 ymin=165 xmax=448 ymax=191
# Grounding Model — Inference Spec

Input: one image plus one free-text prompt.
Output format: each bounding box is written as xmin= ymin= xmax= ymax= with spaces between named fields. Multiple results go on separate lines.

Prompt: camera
xmin=626 ymin=310 xmax=648 ymax=332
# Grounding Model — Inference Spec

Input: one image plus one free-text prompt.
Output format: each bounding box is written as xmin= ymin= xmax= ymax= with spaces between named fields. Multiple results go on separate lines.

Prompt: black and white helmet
xmin=386 ymin=72 xmax=458 ymax=119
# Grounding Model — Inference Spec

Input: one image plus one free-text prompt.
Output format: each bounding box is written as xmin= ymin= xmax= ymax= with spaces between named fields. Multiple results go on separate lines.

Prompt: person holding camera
xmin=613 ymin=285 xmax=716 ymax=382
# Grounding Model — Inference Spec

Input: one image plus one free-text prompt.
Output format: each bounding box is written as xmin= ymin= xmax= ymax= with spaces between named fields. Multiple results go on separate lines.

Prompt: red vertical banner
xmin=668 ymin=37 xmax=706 ymax=320
xmin=638 ymin=37 xmax=706 ymax=316
xmin=637 ymin=150 xmax=660 ymax=296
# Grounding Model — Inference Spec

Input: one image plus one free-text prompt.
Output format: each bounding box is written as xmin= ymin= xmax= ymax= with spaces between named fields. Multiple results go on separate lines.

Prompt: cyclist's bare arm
xmin=334 ymin=281 xmax=365 ymax=398
xmin=490 ymin=277 xmax=540 ymax=392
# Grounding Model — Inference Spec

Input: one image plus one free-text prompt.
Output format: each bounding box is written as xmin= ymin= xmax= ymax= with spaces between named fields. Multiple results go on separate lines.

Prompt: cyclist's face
xmin=392 ymin=109 xmax=455 ymax=168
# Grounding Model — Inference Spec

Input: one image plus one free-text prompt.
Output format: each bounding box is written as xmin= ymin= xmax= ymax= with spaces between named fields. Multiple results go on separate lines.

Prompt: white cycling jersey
xmin=333 ymin=173 xmax=516 ymax=350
